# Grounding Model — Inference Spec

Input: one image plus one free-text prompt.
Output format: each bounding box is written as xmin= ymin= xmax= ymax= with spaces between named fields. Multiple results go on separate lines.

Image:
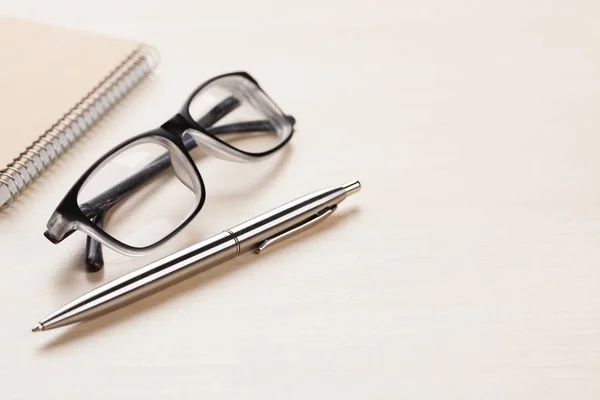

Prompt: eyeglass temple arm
xmin=85 ymin=211 xmax=108 ymax=272
xmin=84 ymin=97 xmax=295 ymax=270
xmin=205 ymin=117 xmax=296 ymax=136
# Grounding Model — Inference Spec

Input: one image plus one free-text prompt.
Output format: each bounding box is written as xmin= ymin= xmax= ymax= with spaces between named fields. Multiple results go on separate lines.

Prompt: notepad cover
xmin=0 ymin=16 xmax=139 ymax=168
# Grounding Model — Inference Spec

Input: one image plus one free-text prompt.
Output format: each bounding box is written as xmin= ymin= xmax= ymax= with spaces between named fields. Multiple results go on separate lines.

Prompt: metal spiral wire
xmin=0 ymin=45 xmax=159 ymax=209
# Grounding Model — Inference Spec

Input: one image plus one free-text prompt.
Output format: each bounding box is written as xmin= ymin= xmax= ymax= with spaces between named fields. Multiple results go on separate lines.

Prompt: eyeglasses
xmin=44 ymin=72 xmax=295 ymax=270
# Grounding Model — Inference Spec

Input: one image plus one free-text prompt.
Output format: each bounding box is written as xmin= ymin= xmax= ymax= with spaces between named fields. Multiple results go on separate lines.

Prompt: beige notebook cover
xmin=0 ymin=16 xmax=158 ymax=209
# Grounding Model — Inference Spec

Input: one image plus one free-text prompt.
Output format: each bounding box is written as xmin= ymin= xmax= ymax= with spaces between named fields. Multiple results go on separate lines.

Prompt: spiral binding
xmin=0 ymin=45 xmax=159 ymax=209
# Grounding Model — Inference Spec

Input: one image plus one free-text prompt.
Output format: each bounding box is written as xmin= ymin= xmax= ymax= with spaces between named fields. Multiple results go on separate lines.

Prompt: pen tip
xmin=32 ymin=323 xmax=43 ymax=333
xmin=342 ymin=180 xmax=361 ymax=196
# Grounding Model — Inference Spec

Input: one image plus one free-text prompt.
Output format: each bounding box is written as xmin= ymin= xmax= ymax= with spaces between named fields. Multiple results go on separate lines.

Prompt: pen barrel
xmin=40 ymin=232 xmax=238 ymax=330
xmin=230 ymin=186 xmax=347 ymax=253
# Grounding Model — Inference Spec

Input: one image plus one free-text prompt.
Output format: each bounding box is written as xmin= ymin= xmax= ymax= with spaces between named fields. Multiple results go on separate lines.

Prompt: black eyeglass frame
xmin=44 ymin=71 xmax=295 ymax=262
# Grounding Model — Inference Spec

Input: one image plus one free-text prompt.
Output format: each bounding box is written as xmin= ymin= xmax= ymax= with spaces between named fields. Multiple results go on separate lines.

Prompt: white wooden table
xmin=1 ymin=1 xmax=599 ymax=398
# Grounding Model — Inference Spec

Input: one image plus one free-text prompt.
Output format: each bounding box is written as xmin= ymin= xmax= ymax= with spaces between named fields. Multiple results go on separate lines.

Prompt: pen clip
xmin=256 ymin=205 xmax=338 ymax=254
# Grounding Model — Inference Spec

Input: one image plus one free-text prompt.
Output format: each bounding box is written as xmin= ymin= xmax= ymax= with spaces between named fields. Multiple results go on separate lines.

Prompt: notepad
xmin=0 ymin=16 xmax=159 ymax=210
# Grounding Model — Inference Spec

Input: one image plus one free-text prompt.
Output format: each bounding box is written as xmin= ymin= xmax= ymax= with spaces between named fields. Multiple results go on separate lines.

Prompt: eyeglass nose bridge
xmin=183 ymin=128 xmax=257 ymax=163
xmin=160 ymin=113 xmax=257 ymax=163
xmin=161 ymin=113 xmax=191 ymax=134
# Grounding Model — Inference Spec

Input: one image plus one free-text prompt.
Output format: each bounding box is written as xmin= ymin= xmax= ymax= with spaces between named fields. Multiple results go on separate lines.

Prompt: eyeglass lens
xmin=77 ymin=140 xmax=199 ymax=247
xmin=188 ymin=75 xmax=292 ymax=154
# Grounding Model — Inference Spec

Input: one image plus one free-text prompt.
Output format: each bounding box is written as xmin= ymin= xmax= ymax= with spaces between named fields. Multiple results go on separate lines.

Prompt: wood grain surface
xmin=0 ymin=1 xmax=599 ymax=398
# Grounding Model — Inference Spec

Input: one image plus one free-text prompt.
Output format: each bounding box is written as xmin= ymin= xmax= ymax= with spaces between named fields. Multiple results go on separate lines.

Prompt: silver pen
xmin=33 ymin=180 xmax=361 ymax=332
